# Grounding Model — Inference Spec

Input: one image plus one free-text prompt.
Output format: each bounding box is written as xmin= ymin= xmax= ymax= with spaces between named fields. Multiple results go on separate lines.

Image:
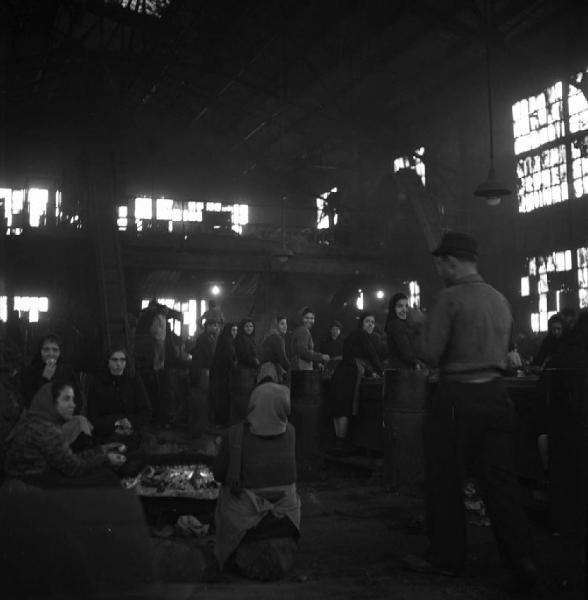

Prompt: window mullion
xmin=562 ymin=80 xmax=575 ymax=202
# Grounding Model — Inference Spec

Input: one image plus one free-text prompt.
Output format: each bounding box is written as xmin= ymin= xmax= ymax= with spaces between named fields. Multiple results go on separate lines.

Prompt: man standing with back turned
xmin=404 ymin=231 xmax=538 ymax=588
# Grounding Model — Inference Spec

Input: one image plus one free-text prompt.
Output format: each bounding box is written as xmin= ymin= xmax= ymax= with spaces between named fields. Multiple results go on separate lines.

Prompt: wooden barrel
xmin=230 ymin=367 xmax=257 ymax=424
xmin=382 ymin=368 xmax=429 ymax=495
xmin=290 ymin=370 xmax=323 ymax=458
xmin=189 ymin=368 xmax=210 ymax=436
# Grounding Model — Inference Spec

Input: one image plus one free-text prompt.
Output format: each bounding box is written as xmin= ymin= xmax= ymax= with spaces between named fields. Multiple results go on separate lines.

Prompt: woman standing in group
xmin=234 ymin=319 xmax=259 ymax=371
xmin=385 ymin=293 xmax=422 ymax=371
xmin=258 ymin=316 xmax=290 ymax=383
xmin=328 ymin=312 xmax=383 ymax=453
xmin=383 ymin=292 xmax=428 ymax=494
xmin=232 ymin=319 xmax=259 ymax=422
xmin=209 ymin=323 xmax=238 ymax=429
xmin=290 ymin=307 xmax=329 ymax=371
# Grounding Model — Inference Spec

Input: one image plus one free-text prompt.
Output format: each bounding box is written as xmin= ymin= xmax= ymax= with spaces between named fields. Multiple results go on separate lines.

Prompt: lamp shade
xmin=474 ymin=166 xmax=512 ymax=199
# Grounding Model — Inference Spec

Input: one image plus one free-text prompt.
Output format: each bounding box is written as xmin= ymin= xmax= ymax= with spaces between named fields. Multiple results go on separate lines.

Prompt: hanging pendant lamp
xmin=474 ymin=0 xmax=512 ymax=207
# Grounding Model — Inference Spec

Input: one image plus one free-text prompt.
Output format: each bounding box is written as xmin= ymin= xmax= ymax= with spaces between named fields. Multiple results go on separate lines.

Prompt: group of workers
xmin=4 ymin=229 xmax=587 ymax=588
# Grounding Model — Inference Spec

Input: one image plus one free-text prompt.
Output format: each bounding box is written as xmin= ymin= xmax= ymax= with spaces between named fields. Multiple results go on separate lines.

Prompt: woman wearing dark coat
xmin=20 ymin=333 xmax=80 ymax=410
xmin=328 ymin=312 xmax=383 ymax=452
xmin=86 ymin=349 xmax=151 ymax=450
xmin=4 ymin=380 xmax=125 ymax=490
xmin=258 ymin=316 xmax=290 ymax=384
xmin=385 ymin=293 xmax=421 ymax=370
xmin=209 ymin=323 xmax=237 ymax=428
xmin=231 ymin=319 xmax=259 ymax=423
xmin=234 ymin=319 xmax=259 ymax=370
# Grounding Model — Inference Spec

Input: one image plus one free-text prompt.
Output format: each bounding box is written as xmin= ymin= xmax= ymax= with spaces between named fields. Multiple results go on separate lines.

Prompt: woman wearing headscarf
xmin=258 ymin=315 xmax=290 ymax=384
xmin=385 ymin=293 xmax=422 ymax=370
xmin=20 ymin=333 xmax=80 ymax=409
xmin=231 ymin=319 xmax=259 ymax=422
xmin=209 ymin=323 xmax=238 ymax=428
xmin=213 ymin=373 xmax=300 ymax=581
xmin=234 ymin=319 xmax=259 ymax=370
xmin=290 ymin=307 xmax=329 ymax=371
xmin=86 ymin=348 xmax=151 ymax=450
xmin=327 ymin=311 xmax=383 ymax=453
xmin=4 ymin=380 xmax=126 ymax=490
xmin=531 ymin=313 xmax=566 ymax=372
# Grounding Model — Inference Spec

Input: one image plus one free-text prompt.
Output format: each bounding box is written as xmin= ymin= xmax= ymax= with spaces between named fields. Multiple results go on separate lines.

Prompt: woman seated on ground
xmin=213 ymin=373 xmax=301 ymax=581
xmin=20 ymin=333 xmax=93 ymax=448
xmin=258 ymin=315 xmax=290 ymax=384
xmin=3 ymin=380 xmax=126 ymax=490
xmin=86 ymin=349 xmax=151 ymax=451
xmin=327 ymin=311 xmax=383 ymax=454
xmin=20 ymin=333 xmax=80 ymax=408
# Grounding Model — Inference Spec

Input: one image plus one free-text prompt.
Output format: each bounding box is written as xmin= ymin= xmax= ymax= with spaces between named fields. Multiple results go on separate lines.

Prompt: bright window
xmin=523 ymin=249 xmax=574 ymax=332
xmin=316 ymin=187 xmax=338 ymax=230
xmin=408 ymin=280 xmax=421 ymax=308
xmin=117 ymin=206 xmax=128 ymax=231
xmin=521 ymin=277 xmax=530 ymax=297
xmin=135 ymin=197 xmax=153 ymax=220
xmin=132 ymin=197 xmax=246 ymax=234
xmin=28 ymin=188 xmax=48 ymax=227
xmin=513 ymin=69 xmax=588 ymax=213
xmin=516 ymin=145 xmax=568 ymax=213
xmin=142 ymin=297 xmax=201 ymax=337
xmin=0 ymin=296 xmax=6 ymax=322
xmin=13 ymin=295 xmax=49 ymax=323
xmin=393 ymin=147 xmax=426 ymax=186
xmin=568 ymin=71 xmax=588 ymax=134
xmin=115 ymin=0 xmax=171 ymax=18
xmin=156 ymin=198 xmax=173 ymax=221
xmin=512 ymin=82 xmax=564 ymax=155
xmin=578 ymin=247 xmax=588 ymax=307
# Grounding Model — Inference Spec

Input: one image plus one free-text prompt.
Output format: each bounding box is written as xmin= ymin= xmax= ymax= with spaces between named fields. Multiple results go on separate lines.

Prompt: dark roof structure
xmin=1 ymin=0 xmax=575 ymax=201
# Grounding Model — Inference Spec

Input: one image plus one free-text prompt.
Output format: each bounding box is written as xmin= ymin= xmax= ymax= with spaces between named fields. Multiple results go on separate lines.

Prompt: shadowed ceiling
xmin=0 ymin=0 xmax=575 ymax=201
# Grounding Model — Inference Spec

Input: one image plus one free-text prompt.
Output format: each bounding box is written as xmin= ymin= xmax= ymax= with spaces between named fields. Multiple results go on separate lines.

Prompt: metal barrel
xmin=546 ymin=367 xmax=588 ymax=598
xmin=188 ymin=367 xmax=209 ymax=436
xmin=382 ymin=368 xmax=429 ymax=495
xmin=230 ymin=367 xmax=257 ymax=424
xmin=290 ymin=369 xmax=323 ymax=458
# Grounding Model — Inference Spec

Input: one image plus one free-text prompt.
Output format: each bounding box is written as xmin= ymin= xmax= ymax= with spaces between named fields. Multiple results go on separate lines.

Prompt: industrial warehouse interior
xmin=1 ymin=1 xmax=588 ymax=599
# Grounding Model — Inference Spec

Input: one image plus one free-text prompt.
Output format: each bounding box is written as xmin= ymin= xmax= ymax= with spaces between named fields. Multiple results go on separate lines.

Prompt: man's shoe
xmin=402 ymin=554 xmax=458 ymax=577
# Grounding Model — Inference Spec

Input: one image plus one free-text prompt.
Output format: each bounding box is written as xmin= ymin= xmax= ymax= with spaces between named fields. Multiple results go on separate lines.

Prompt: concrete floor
xmin=108 ymin=458 xmax=567 ymax=600
xmin=8 ymin=430 xmax=576 ymax=599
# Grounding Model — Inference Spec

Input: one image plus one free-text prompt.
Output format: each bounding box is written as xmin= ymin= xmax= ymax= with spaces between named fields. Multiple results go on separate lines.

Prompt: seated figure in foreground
xmin=3 ymin=380 xmax=126 ymax=490
xmin=213 ymin=373 xmax=300 ymax=581
xmin=86 ymin=348 xmax=152 ymax=451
